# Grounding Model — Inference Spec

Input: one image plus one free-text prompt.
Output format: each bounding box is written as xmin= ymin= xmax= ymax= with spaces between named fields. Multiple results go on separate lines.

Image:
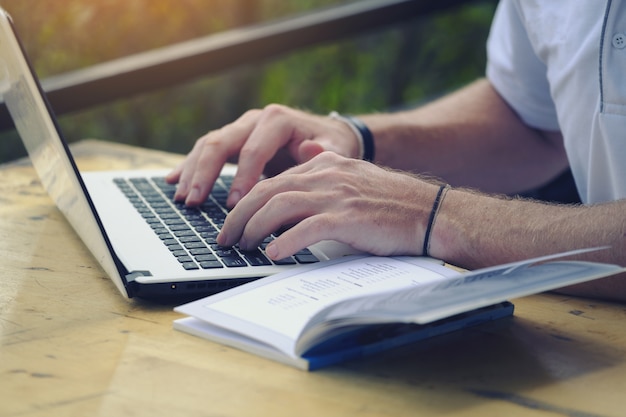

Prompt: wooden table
xmin=2 ymin=140 xmax=626 ymax=417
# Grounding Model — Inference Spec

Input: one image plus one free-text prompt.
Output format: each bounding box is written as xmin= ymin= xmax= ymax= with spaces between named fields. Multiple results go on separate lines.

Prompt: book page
xmin=310 ymin=259 xmax=624 ymax=326
xmin=207 ymin=257 xmax=452 ymax=341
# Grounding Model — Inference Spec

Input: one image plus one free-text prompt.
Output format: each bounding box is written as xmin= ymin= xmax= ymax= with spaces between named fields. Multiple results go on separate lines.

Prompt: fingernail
xmin=266 ymin=241 xmax=278 ymax=259
xmin=175 ymin=181 xmax=188 ymax=201
xmin=165 ymin=170 xmax=177 ymax=182
xmin=186 ymin=187 xmax=200 ymax=205
xmin=217 ymin=230 xmax=227 ymax=245
xmin=227 ymin=190 xmax=241 ymax=207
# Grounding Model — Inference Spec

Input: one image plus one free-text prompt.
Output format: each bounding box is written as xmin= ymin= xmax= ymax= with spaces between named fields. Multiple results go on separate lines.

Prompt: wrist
xmin=328 ymin=111 xmax=375 ymax=162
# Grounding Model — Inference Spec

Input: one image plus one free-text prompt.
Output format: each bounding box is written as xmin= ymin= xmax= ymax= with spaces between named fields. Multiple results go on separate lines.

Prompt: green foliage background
xmin=0 ymin=0 xmax=496 ymax=163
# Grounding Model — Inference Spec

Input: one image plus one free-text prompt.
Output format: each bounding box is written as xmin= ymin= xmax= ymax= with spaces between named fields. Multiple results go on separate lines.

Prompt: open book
xmin=174 ymin=249 xmax=623 ymax=370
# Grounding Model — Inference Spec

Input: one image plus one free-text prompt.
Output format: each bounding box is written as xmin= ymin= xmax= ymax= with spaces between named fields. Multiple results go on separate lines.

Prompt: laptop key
xmin=179 ymin=236 xmax=201 ymax=244
xmin=294 ymin=254 xmax=320 ymax=263
xmin=293 ymin=249 xmax=320 ymax=264
xmin=173 ymin=230 xmax=196 ymax=238
xmin=214 ymin=247 xmax=236 ymax=257
xmin=221 ymin=255 xmax=247 ymax=268
xmin=169 ymin=224 xmax=191 ymax=232
xmin=199 ymin=261 xmax=224 ymax=269
xmin=194 ymin=254 xmax=218 ymax=262
xmin=184 ymin=242 xmax=208 ymax=250
xmin=189 ymin=248 xmax=212 ymax=256
xmin=273 ymin=257 xmax=297 ymax=265
xmin=241 ymin=249 xmax=272 ymax=266
xmin=182 ymin=262 xmax=200 ymax=270
xmin=158 ymin=232 xmax=174 ymax=240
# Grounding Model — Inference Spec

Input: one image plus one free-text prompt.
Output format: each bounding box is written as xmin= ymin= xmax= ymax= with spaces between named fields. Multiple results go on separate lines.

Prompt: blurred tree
xmin=0 ymin=0 xmax=495 ymax=163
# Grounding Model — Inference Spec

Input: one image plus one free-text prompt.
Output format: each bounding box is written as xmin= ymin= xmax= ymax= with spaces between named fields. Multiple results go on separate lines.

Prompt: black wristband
xmin=422 ymin=184 xmax=450 ymax=257
xmin=343 ymin=115 xmax=375 ymax=162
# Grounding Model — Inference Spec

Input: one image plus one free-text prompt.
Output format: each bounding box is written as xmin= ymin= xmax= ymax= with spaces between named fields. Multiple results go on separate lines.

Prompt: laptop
xmin=0 ymin=8 xmax=361 ymax=300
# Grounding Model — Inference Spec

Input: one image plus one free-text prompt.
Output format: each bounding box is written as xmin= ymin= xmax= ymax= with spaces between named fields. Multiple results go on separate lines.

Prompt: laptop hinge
xmin=126 ymin=270 xmax=153 ymax=283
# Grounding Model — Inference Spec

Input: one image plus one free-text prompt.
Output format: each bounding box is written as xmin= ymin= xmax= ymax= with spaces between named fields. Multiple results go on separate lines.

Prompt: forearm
xmin=359 ymin=79 xmax=569 ymax=194
xmin=430 ymin=189 xmax=626 ymax=301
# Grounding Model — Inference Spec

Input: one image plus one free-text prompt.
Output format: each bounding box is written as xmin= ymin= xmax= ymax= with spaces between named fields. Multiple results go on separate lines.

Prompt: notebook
xmin=0 ymin=8 xmax=361 ymax=300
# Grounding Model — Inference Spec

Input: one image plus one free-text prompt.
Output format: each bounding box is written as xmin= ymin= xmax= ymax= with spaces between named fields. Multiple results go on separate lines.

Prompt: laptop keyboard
xmin=113 ymin=175 xmax=319 ymax=270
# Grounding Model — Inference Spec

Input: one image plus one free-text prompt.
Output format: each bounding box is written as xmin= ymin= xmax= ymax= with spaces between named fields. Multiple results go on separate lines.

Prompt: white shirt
xmin=486 ymin=0 xmax=626 ymax=203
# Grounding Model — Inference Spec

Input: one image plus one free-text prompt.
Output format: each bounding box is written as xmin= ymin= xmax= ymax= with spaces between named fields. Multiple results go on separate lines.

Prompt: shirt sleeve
xmin=486 ymin=1 xmax=561 ymax=131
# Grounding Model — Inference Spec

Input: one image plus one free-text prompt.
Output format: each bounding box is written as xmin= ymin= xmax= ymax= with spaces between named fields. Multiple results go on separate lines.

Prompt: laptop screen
xmin=0 ymin=10 xmax=129 ymax=297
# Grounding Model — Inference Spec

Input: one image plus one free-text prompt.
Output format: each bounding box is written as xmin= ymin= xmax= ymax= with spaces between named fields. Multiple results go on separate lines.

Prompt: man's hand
xmin=216 ymin=151 xmax=441 ymax=260
xmin=165 ymin=104 xmax=363 ymax=208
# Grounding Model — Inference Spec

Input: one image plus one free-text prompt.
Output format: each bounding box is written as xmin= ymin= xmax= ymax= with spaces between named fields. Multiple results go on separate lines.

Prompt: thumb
xmin=297 ymin=140 xmax=325 ymax=162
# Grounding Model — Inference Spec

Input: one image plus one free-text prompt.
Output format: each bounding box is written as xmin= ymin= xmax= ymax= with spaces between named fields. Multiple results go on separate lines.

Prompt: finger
xmin=217 ymin=177 xmax=306 ymax=247
xmin=171 ymin=137 xmax=206 ymax=202
xmin=226 ymin=105 xmax=304 ymax=207
xmin=165 ymin=162 xmax=183 ymax=184
xmin=183 ymin=139 xmax=230 ymax=206
xmin=240 ymin=189 xmax=327 ymax=251
xmin=297 ymin=139 xmax=325 ymax=162
xmin=265 ymin=214 xmax=340 ymax=260
xmin=175 ymin=110 xmax=261 ymax=205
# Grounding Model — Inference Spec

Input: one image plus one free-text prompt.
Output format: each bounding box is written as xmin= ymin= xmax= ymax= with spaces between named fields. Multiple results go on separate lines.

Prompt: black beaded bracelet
xmin=422 ymin=184 xmax=450 ymax=257
xmin=328 ymin=111 xmax=376 ymax=162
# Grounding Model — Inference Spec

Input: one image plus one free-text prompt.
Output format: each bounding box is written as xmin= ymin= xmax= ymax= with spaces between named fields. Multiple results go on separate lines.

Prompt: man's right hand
xmin=165 ymin=104 xmax=363 ymax=207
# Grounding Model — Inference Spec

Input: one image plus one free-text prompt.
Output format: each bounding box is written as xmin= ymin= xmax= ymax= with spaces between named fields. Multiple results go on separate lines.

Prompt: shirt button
xmin=612 ymin=33 xmax=626 ymax=49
